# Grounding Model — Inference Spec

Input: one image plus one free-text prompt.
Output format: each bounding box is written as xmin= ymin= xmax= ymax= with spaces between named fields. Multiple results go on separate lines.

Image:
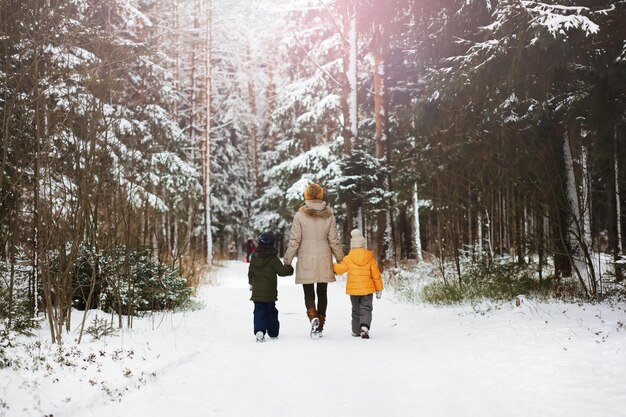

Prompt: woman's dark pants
xmin=302 ymin=283 xmax=328 ymax=315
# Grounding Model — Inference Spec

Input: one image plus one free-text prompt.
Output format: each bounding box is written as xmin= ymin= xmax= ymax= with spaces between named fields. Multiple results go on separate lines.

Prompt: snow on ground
xmin=2 ymin=260 xmax=626 ymax=417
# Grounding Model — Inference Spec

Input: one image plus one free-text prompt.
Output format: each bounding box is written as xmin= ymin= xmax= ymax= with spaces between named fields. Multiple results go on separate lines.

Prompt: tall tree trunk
xmin=266 ymin=56 xmax=276 ymax=151
xmin=187 ymin=0 xmax=200 ymax=255
xmin=615 ymin=133 xmax=622 ymax=254
xmin=413 ymin=183 xmax=423 ymax=262
xmin=347 ymin=10 xmax=357 ymax=142
xmin=453 ymin=214 xmax=462 ymax=289
xmin=33 ymin=41 xmax=55 ymax=340
xmin=580 ymin=140 xmax=593 ymax=251
xmin=514 ymin=189 xmax=524 ymax=265
xmin=398 ymin=204 xmax=411 ymax=260
xmin=247 ymin=45 xmax=259 ymax=196
xmin=477 ymin=196 xmax=484 ymax=257
xmin=562 ymin=123 xmax=591 ymax=295
xmin=435 ymin=190 xmax=447 ymax=285
xmin=341 ymin=3 xmax=358 ymax=245
xmin=204 ymin=0 xmax=213 ymax=266
xmin=0 ymin=83 xmax=7 ymax=197
xmin=374 ymin=42 xmax=388 ymax=264
xmin=497 ymin=189 xmax=504 ymax=256
xmin=609 ymin=129 xmax=624 ymax=281
xmin=536 ymin=202 xmax=545 ymax=283
xmin=467 ymin=190 xmax=473 ymax=259
xmin=8 ymin=218 xmax=15 ymax=329
xmin=549 ymin=123 xmax=573 ymax=279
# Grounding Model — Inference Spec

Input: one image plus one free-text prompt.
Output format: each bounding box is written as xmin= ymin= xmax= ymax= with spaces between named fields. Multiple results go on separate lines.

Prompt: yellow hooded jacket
xmin=333 ymin=248 xmax=383 ymax=296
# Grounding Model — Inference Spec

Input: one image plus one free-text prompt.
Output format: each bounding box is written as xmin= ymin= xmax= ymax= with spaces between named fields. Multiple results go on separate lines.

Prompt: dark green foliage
xmin=85 ymin=316 xmax=118 ymax=340
xmin=336 ymin=148 xmax=386 ymax=209
xmin=421 ymin=282 xmax=465 ymax=305
xmin=0 ymin=288 xmax=37 ymax=369
xmin=71 ymin=246 xmax=101 ymax=311
xmin=99 ymin=248 xmax=193 ymax=315
xmin=0 ymin=292 xmax=37 ymax=336
xmin=69 ymin=247 xmax=193 ymax=315
xmin=421 ymin=260 xmax=586 ymax=305
xmin=0 ymin=260 xmax=37 ymax=338
xmin=0 ymin=325 xmax=13 ymax=369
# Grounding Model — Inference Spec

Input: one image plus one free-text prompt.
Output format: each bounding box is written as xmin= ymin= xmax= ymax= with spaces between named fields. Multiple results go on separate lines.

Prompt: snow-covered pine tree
xmin=205 ymin=0 xmax=269 ymax=255
xmin=1 ymin=0 xmax=203 ymax=340
xmin=252 ymin=0 xmax=345 ymax=247
xmin=419 ymin=0 xmax=626 ymax=296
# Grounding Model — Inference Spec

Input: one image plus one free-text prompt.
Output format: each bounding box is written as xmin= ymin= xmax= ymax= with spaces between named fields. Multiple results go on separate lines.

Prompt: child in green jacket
xmin=248 ymin=232 xmax=294 ymax=342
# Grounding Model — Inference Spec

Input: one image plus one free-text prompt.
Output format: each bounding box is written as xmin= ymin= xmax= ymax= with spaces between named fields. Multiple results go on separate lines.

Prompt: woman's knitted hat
xmin=303 ymin=183 xmax=324 ymax=200
xmin=350 ymin=229 xmax=366 ymax=249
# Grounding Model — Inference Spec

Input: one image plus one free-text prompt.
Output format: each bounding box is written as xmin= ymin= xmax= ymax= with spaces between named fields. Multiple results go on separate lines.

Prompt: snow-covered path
xmin=69 ymin=261 xmax=626 ymax=417
xmin=8 ymin=261 xmax=626 ymax=417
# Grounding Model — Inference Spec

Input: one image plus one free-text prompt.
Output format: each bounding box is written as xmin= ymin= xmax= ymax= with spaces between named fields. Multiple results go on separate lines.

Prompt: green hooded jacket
xmin=248 ymin=245 xmax=294 ymax=302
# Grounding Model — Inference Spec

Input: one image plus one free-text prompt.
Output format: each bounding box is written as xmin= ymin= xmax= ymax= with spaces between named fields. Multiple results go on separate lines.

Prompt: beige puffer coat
xmin=283 ymin=200 xmax=344 ymax=284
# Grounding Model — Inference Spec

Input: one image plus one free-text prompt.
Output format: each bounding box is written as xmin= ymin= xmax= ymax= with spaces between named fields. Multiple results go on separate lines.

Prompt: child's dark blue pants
xmin=253 ymin=301 xmax=279 ymax=337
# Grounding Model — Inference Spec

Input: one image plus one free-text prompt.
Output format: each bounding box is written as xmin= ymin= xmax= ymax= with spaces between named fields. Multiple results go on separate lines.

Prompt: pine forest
xmin=1 ymin=0 xmax=626 ymax=344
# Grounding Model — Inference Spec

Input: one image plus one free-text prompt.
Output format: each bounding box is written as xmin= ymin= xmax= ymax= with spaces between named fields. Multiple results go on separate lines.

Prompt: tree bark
xmin=204 ymin=0 xmax=213 ymax=266
xmin=341 ymin=2 xmax=358 ymax=245
xmin=413 ymin=183 xmax=423 ymax=262
xmin=374 ymin=45 xmax=388 ymax=264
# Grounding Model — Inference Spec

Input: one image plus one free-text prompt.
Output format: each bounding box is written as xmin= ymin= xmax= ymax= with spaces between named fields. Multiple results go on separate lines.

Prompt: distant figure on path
xmin=283 ymin=183 xmax=344 ymax=339
xmin=244 ymin=238 xmax=256 ymax=262
xmin=333 ymin=229 xmax=383 ymax=339
xmin=248 ymin=232 xmax=294 ymax=342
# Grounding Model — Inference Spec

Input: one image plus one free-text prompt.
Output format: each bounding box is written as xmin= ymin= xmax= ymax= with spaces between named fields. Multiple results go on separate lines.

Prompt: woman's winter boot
xmin=318 ymin=314 xmax=326 ymax=337
xmin=307 ymin=308 xmax=320 ymax=339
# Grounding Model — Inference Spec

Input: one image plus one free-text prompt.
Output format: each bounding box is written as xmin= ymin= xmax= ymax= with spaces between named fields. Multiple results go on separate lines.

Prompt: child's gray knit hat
xmin=350 ymin=229 xmax=366 ymax=249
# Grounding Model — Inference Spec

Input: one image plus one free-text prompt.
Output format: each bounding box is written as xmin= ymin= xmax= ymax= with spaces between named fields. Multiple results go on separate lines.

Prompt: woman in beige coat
xmin=283 ymin=183 xmax=344 ymax=338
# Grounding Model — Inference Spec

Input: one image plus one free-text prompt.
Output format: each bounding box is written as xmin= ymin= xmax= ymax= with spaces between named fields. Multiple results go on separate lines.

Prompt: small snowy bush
xmin=86 ymin=316 xmax=118 ymax=340
xmin=0 ymin=320 xmax=15 ymax=369
xmin=0 ymin=291 xmax=38 ymax=338
xmin=420 ymin=259 xmax=586 ymax=304
xmin=0 ymin=260 xmax=38 ymax=338
xmin=99 ymin=248 xmax=194 ymax=314
xmin=71 ymin=245 xmax=102 ymax=310
xmin=383 ymin=263 xmax=437 ymax=303
xmin=421 ymin=282 xmax=465 ymax=304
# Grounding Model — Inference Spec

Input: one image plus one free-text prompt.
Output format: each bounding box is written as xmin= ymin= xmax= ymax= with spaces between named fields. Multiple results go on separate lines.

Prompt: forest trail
xmin=68 ymin=261 xmax=625 ymax=417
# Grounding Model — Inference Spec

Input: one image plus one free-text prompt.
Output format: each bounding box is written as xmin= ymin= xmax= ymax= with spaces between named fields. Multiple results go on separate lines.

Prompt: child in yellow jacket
xmin=332 ymin=229 xmax=383 ymax=339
